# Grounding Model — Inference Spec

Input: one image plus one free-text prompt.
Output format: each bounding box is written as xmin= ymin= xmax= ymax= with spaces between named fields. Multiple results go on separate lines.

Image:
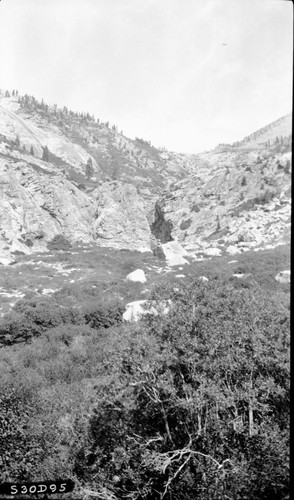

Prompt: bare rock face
xmin=0 ymin=159 xmax=152 ymax=259
xmin=92 ymin=182 xmax=152 ymax=252
xmin=0 ymin=95 xmax=291 ymax=261
xmin=0 ymin=158 xmax=94 ymax=259
xmin=0 ymin=98 xmax=98 ymax=172
xmin=157 ymin=141 xmax=291 ymax=255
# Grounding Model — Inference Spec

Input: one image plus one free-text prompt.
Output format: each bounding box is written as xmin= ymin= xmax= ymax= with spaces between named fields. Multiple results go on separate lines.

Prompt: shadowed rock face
xmin=151 ymin=201 xmax=174 ymax=243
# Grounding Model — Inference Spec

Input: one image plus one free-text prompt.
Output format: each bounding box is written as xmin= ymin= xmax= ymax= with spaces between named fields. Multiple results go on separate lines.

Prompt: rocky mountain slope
xmin=0 ymin=90 xmax=292 ymax=263
xmin=153 ymin=117 xmax=291 ymax=257
xmin=0 ymin=93 xmax=198 ymax=192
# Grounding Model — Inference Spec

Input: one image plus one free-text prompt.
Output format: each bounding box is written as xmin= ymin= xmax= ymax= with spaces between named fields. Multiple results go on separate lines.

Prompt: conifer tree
xmin=42 ymin=145 xmax=50 ymax=162
xmin=85 ymin=157 xmax=94 ymax=180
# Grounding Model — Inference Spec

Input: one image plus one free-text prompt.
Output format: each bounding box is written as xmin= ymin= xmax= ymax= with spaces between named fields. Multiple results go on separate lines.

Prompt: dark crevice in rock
xmin=151 ymin=201 xmax=174 ymax=243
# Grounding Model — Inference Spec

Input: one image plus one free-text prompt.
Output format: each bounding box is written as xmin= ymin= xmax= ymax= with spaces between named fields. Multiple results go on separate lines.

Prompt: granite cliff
xmin=0 ymin=91 xmax=291 ymax=263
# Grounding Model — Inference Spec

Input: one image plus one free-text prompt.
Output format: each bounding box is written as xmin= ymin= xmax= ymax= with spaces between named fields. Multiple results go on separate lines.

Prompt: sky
xmin=0 ymin=0 xmax=292 ymax=153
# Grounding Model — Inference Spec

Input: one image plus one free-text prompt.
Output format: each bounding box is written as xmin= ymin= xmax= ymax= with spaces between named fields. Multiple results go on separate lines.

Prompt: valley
xmin=0 ymin=90 xmax=291 ymax=500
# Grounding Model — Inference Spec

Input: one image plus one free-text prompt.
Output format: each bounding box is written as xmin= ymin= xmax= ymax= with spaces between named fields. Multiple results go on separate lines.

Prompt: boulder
xmin=275 ymin=270 xmax=290 ymax=284
xmin=126 ymin=269 xmax=147 ymax=283
xmin=204 ymin=247 xmax=222 ymax=257
xmin=123 ymin=299 xmax=171 ymax=322
xmin=198 ymin=276 xmax=209 ymax=282
xmin=233 ymin=273 xmax=252 ymax=279
xmin=0 ymin=258 xmax=14 ymax=265
xmin=160 ymin=241 xmax=189 ymax=266
xmin=226 ymin=245 xmax=241 ymax=255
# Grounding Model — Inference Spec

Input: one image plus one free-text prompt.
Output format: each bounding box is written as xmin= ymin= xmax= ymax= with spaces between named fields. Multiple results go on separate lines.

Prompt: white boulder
xmin=275 ymin=270 xmax=290 ymax=284
xmin=0 ymin=258 xmax=14 ymax=265
xmin=226 ymin=245 xmax=241 ymax=255
xmin=123 ymin=299 xmax=171 ymax=322
xmin=204 ymin=247 xmax=222 ymax=257
xmin=198 ymin=276 xmax=209 ymax=282
xmin=126 ymin=269 xmax=147 ymax=283
xmin=160 ymin=241 xmax=189 ymax=266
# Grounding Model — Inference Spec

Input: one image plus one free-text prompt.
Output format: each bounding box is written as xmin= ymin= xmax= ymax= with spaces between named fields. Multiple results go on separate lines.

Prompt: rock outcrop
xmin=0 ymin=156 xmax=152 ymax=258
xmin=123 ymin=299 xmax=171 ymax=322
xmin=0 ymin=157 xmax=94 ymax=259
xmin=275 ymin=270 xmax=290 ymax=284
xmin=92 ymin=182 xmax=152 ymax=252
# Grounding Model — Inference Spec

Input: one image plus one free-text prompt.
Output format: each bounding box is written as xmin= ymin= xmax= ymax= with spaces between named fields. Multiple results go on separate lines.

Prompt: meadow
xmin=0 ymin=243 xmax=290 ymax=499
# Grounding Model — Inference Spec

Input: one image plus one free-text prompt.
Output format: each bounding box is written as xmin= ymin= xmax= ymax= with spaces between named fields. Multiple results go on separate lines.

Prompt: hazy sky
xmin=0 ymin=0 xmax=292 ymax=153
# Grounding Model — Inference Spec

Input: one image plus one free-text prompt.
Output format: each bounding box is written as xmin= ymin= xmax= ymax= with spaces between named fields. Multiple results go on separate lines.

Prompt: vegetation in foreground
xmin=0 ymin=255 xmax=290 ymax=499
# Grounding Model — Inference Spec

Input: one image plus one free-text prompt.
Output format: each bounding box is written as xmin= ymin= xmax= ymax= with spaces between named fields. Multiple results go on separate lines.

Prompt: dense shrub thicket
xmin=0 ymin=299 xmax=124 ymax=346
xmin=0 ymin=277 xmax=289 ymax=499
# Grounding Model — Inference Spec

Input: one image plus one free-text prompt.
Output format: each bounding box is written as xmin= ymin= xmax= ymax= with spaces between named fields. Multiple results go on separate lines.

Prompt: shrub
xmin=153 ymin=245 xmax=166 ymax=261
xmin=83 ymin=300 xmax=124 ymax=330
xmin=179 ymin=218 xmax=192 ymax=231
xmin=24 ymin=238 xmax=34 ymax=247
xmin=47 ymin=234 xmax=72 ymax=251
xmin=0 ymin=313 xmax=39 ymax=346
xmin=1 ymin=300 xmax=85 ymax=346
xmin=24 ymin=304 xmax=84 ymax=331
xmin=75 ymin=278 xmax=289 ymax=498
xmin=255 ymin=189 xmax=275 ymax=205
xmin=0 ymin=388 xmax=45 ymax=482
xmin=284 ymin=160 xmax=290 ymax=174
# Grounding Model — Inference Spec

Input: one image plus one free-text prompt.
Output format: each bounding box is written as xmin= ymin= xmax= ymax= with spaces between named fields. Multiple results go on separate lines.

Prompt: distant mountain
xmin=239 ymin=113 xmax=292 ymax=148
xmin=0 ymin=90 xmax=292 ymax=263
